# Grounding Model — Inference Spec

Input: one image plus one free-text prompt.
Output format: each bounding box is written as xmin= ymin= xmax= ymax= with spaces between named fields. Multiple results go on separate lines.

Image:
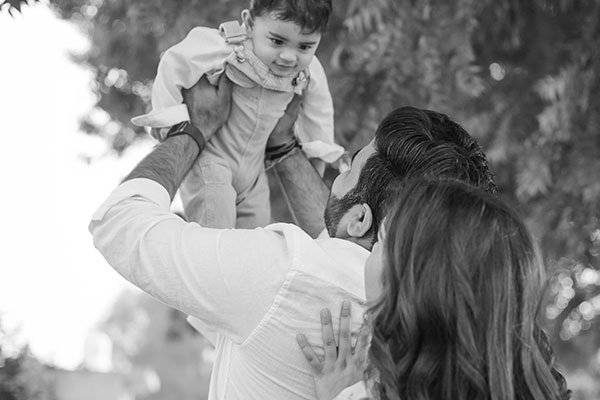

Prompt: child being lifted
xmin=132 ymin=0 xmax=343 ymax=228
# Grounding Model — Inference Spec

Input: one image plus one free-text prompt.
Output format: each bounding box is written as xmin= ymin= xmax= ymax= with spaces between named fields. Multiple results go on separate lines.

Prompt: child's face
xmin=245 ymin=11 xmax=322 ymax=77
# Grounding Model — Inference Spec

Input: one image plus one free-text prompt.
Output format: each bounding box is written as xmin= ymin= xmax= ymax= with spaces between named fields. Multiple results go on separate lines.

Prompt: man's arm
xmin=90 ymin=75 xmax=290 ymax=343
xmin=270 ymin=148 xmax=329 ymax=237
xmin=124 ymin=74 xmax=232 ymax=197
xmin=124 ymin=134 xmax=199 ymax=200
xmin=266 ymin=93 xmax=329 ymax=238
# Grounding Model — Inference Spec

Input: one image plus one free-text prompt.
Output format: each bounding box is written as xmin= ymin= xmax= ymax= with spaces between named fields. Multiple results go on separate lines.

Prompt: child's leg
xmin=180 ymin=159 xmax=237 ymax=228
xmin=235 ymin=170 xmax=271 ymax=228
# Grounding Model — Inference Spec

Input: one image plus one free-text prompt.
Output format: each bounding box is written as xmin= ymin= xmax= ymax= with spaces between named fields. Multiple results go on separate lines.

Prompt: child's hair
xmin=249 ymin=0 xmax=332 ymax=33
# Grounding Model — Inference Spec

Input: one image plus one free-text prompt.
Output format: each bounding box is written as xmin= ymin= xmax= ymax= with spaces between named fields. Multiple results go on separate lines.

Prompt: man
xmin=89 ymin=76 xmax=495 ymax=399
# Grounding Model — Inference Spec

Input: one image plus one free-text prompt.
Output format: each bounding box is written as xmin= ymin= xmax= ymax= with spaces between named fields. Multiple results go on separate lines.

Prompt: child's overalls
xmin=132 ymin=24 xmax=343 ymax=228
xmin=182 ymin=30 xmax=309 ymax=228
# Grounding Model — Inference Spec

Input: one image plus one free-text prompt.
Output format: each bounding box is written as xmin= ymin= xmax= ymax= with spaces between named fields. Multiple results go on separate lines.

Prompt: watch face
xmin=169 ymin=121 xmax=188 ymax=135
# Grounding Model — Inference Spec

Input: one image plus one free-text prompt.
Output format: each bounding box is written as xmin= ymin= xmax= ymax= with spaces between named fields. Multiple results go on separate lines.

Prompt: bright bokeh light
xmin=0 ymin=1 xmax=151 ymax=369
xmin=489 ymin=62 xmax=506 ymax=81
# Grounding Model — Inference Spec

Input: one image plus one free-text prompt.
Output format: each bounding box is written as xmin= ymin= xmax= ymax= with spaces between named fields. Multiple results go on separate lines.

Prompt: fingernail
xmin=341 ymin=300 xmax=350 ymax=316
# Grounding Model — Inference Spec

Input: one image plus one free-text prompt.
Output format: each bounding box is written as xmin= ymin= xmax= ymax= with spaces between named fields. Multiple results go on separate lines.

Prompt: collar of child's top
xmin=219 ymin=20 xmax=310 ymax=94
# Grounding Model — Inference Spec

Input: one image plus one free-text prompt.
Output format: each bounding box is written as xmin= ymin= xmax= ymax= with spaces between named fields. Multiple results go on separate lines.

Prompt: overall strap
xmin=219 ymin=21 xmax=248 ymax=45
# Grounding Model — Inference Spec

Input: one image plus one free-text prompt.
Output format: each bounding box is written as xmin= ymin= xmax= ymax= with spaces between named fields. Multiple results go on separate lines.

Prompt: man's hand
xmin=183 ymin=74 xmax=233 ymax=141
xmin=266 ymin=90 xmax=305 ymax=153
xmin=123 ymin=74 xmax=232 ymax=199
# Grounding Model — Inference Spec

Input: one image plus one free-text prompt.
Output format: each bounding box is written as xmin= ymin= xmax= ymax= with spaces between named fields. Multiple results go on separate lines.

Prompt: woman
xmin=297 ymin=178 xmax=570 ymax=400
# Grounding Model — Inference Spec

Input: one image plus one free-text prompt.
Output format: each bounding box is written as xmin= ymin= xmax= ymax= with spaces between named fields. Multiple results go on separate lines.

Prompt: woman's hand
xmin=296 ymin=301 xmax=371 ymax=400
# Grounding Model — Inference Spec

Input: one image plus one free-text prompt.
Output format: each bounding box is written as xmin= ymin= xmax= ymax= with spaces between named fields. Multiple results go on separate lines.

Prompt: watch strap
xmin=166 ymin=121 xmax=206 ymax=151
xmin=265 ymin=138 xmax=301 ymax=162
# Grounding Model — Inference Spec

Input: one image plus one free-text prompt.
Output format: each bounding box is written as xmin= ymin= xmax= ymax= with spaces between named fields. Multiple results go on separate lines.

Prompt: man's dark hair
xmin=346 ymin=106 xmax=497 ymax=241
xmin=249 ymin=0 xmax=332 ymax=33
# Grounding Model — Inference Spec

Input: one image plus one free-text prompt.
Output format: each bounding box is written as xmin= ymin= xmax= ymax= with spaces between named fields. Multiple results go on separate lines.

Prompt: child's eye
xmin=299 ymin=45 xmax=313 ymax=51
xmin=270 ymin=38 xmax=284 ymax=45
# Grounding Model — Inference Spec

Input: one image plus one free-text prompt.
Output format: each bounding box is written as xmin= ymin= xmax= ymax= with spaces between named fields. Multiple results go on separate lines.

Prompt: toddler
xmin=132 ymin=0 xmax=343 ymax=228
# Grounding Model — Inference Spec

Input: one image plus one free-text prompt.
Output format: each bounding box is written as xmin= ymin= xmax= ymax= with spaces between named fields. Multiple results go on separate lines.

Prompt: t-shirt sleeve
xmin=89 ymin=179 xmax=293 ymax=343
xmin=131 ymin=27 xmax=232 ymax=129
xmin=295 ymin=56 xmax=344 ymax=163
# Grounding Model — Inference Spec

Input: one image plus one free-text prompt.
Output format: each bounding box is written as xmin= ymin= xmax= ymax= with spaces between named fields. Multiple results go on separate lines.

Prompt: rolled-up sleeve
xmin=131 ymin=27 xmax=232 ymax=129
xmin=295 ymin=56 xmax=344 ymax=163
xmin=89 ymin=178 xmax=292 ymax=343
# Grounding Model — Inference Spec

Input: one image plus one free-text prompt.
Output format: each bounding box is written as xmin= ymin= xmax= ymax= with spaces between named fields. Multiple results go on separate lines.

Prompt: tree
xmin=0 ymin=0 xmax=40 ymax=16
xmin=0 ymin=317 xmax=56 ymax=400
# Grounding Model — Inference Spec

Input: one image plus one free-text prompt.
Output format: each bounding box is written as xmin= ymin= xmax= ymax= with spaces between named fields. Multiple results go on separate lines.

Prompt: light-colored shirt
xmin=89 ymin=178 xmax=369 ymax=399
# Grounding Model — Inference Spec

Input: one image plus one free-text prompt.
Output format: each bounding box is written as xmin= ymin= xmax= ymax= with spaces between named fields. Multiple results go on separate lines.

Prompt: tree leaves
xmin=0 ymin=0 xmax=39 ymax=16
xmin=516 ymin=154 xmax=552 ymax=200
xmin=0 ymin=318 xmax=55 ymax=399
xmin=344 ymin=0 xmax=387 ymax=36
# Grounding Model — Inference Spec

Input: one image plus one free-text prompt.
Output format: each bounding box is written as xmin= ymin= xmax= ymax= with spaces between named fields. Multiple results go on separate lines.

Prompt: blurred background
xmin=0 ymin=0 xmax=599 ymax=398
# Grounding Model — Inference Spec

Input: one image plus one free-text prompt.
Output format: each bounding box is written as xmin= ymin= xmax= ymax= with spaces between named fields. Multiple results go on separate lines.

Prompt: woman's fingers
xmin=320 ymin=308 xmax=337 ymax=366
xmin=296 ymin=333 xmax=323 ymax=374
xmin=336 ymin=300 xmax=352 ymax=366
xmin=351 ymin=323 xmax=371 ymax=371
xmin=298 ymin=303 xmax=370 ymax=378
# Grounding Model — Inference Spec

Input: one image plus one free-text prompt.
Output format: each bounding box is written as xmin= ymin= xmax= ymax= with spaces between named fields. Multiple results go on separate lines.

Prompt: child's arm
xmin=295 ymin=57 xmax=344 ymax=164
xmin=131 ymin=27 xmax=231 ymax=136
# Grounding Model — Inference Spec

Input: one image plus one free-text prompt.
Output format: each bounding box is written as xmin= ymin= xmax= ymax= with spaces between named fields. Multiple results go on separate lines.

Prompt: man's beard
xmin=324 ymin=192 xmax=360 ymax=237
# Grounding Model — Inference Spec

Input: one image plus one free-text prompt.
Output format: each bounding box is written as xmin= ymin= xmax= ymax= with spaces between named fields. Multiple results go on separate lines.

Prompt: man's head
xmin=325 ymin=106 xmax=497 ymax=249
xmin=241 ymin=0 xmax=332 ymax=77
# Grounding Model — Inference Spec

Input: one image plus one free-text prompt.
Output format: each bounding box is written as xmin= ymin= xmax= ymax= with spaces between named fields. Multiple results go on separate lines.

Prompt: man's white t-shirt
xmin=89 ymin=178 xmax=370 ymax=399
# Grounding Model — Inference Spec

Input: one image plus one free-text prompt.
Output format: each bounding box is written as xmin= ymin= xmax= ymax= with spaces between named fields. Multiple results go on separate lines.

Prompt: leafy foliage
xmin=47 ymin=0 xmax=600 ymax=393
xmin=100 ymin=291 xmax=213 ymax=399
xmin=0 ymin=318 xmax=55 ymax=400
xmin=0 ymin=0 xmax=40 ymax=15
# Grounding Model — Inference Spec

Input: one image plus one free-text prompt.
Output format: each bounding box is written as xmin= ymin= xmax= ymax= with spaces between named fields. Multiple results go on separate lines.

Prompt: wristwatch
xmin=166 ymin=121 xmax=206 ymax=151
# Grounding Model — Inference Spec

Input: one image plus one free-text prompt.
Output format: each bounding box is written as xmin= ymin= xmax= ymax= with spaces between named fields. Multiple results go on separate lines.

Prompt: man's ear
xmin=241 ymin=9 xmax=254 ymax=32
xmin=346 ymin=203 xmax=373 ymax=239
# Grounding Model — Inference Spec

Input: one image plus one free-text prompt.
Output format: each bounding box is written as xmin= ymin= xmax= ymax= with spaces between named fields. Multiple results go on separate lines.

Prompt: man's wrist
xmin=123 ymin=131 xmax=202 ymax=199
xmin=166 ymin=121 xmax=206 ymax=152
xmin=265 ymin=138 xmax=301 ymax=162
xmin=265 ymin=145 xmax=302 ymax=171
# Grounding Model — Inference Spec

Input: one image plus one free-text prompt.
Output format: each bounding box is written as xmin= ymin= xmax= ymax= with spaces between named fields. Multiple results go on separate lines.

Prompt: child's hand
xmin=182 ymin=74 xmax=233 ymax=141
xmin=296 ymin=301 xmax=371 ymax=400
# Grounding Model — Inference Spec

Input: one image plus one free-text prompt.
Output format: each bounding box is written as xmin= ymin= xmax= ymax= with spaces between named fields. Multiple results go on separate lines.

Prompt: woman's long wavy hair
xmin=367 ymin=179 xmax=570 ymax=400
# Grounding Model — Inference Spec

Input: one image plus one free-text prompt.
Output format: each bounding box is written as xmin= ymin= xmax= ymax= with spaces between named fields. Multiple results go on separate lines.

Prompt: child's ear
xmin=241 ymin=9 xmax=254 ymax=32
